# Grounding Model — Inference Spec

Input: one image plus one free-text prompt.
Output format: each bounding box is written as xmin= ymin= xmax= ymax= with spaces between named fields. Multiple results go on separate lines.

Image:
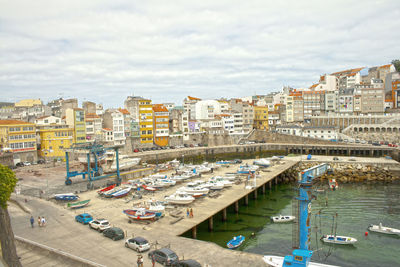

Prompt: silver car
xmin=89 ymin=219 xmax=110 ymax=232
xmin=125 ymin=237 xmax=150 ymax=252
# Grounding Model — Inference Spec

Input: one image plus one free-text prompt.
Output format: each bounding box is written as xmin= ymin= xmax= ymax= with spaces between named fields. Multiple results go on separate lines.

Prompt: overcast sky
xmin=0 ymin=0 xmax=399 ymax=108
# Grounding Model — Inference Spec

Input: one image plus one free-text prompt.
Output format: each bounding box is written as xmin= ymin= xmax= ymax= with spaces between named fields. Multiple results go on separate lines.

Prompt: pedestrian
xmin=190 ymin=208 xmax=193 ymax=218
xmin=30 ymin=216 xmax=34 ymax=228
xmin=38 ymin=216 xmax=41 ymax=227
xmin=41 ymin=216 xmax=46 ymax=227
xmin=136 ymin=255 xmax=141 ymax=267
xmin=186 ymin=208 xmax=190 ymax=218
xmin=151 ymin=254 xmax=156 ymax=267
xmin=139 ymin=255 xmax=144 ymax=267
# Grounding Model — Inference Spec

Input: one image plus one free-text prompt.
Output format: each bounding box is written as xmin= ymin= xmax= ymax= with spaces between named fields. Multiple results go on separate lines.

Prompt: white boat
xmin=201 ymin=181 xmax=224 ymax=190
xmin=271 ymin=215 xmax=296 ymax=223
xmin=104 ymin=154 xmax=141 ymax=173
xmin=178 ymin=185 xmax=209 ymax=195
xmin=253 ymin=158 xmax=271 ymax=167
xmin=149 ymin=173 xmax=168 ymax=179
xmin=328 ymin=179 xmax=338 ymax=190
xmin=368 ymin=223 xmax=400 ymax=235
xmin=156 ymin=179 xmax=176 ymax=187
xmin=263 ymin=256 xmax=339 ymax=267
xmin=146 ymin=200 xmax=165 ymax=214
xmin=210 ymin=177 xmax=234 ymax=187
xmin=321 ymin=235 xmax=357 ymax=245
xmin=237 ymin=164 xmax=259 ymax=174
xmin=170 ymin=175 xmax=189 ymax=182
xmin=195 ymin=165 xmax=211 ymax=173
xmin=165 ymin=193 xmax=195 ymax=205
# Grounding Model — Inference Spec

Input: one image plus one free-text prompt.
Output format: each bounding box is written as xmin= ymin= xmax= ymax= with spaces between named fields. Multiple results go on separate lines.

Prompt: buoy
xmin=365 ymin=231 xmax=368 ymax=236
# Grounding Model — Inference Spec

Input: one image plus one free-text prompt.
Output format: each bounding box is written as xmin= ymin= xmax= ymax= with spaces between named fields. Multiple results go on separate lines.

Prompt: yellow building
xmin=0 ymin=120 xmax=37 ymax=163
xmin=37 ymin=127 xmax=74 ymax=159
xmin=152 ymin=104 xmax=169 ymax=146
xmin=15 ymin=99 xmax=42 ymax=107
xmin=253 ymin=106 xmax=269 ymax=131
xmin=139 ymin=99 xmax=154 ymax=144
xmin=66 ymin=108 xmax=86 ymax=144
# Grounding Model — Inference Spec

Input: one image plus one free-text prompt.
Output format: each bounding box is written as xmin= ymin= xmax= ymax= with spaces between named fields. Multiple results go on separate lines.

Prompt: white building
xmin=103 ymin=109 xmax=125 ymax=146
xmin=276 ymin=125 xmax=338 ymax=141
xmin=219 ymin=114 xmax=235 ymax=134
xmin=194 ymin=100 xmax=222 ymax=120
xmin=35 ymin=116 xmax=62 ymax=126
xmin=232 ymin=112 xmax=244 ymax=134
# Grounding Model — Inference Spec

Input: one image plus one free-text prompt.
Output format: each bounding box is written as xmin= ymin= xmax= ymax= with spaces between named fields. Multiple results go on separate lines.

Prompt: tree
xmin=392 ymin=59 xmax=400 ymax=72
xmin=0 ymin=164 xmax=22 ymax=267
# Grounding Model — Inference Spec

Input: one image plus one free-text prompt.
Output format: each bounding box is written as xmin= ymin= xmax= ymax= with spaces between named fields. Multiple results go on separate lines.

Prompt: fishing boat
xmin=67 ymin=199 xmax=90 ymax=209
xmin=202 ymin=181 xmax=224 ymax=190
xmin=209 ymin=177 xmax=234 ymax=187
xmin=321 ymin=235 xmax=357 ymax=245
xmin=123 ymin=208 xmax=156 ymax=221
xmin=165 ymin=193 xmax=195 ymax=205
xmin=54 ymin=193 xmax=79 ymax=201
xmin=112 ymin=187 xmax=132 ymax=198
xmin=271 ymin=215 xmax=296 ymax=223
xmin=97 ymin=184 xmax=116 ymax=195
xmin=178 ymin=185 xmax=209 ymax=194
xmin=368 ymin=223 xmax=400 ymax=235
xmin=146 ymin=200 xmax=165 ymax=214
xmin=176 ymin=190 xmax=207 ymax=198
xmin=237 ymin=164 xmax=259 ymax=174
xmin=103 ymin=187 xmax=123 ymax=198
xmin=253 ymin=158 xmax=271 ymax=167
xmin=226 ymin=235 xmax=245 ymax=249
xmin=216 ymin=160 xmax=231 ymax=165
xmin=156 ymin=178 xmax=176 ymax=187
xmin=263 ymin=256 xmax=339 ymax=267
xmin=329 ymin=179 xmax=338 ymax=190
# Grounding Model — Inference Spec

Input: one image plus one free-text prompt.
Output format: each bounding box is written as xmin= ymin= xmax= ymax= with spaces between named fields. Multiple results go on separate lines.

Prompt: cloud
xmin=0 ymin=0 xmax=399 ymax=107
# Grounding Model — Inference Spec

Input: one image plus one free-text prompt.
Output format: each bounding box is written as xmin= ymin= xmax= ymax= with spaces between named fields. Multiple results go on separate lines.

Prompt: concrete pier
xmin=254 ymin=188 xmax=258 ymax=199
xmin=208 ymin=216 xmax=214 ymax=231
xmin=222 ymin=208 xmax=227 ymax=222
xmin=244 ymin=194 xmax=249 ymax=206
xmin=234 ymin=201 xmax=239 ymax=213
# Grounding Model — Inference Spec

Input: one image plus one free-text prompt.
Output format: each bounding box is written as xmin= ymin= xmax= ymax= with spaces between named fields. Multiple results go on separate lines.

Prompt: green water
xmin=186 ymin=183 xmax=400 ymax=267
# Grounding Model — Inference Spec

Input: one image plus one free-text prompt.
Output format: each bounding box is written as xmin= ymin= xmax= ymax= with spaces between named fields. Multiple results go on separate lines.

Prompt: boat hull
xmin=368 ymin=225 xmax=400 ymax=235
xmin=123 ymin=209 xmax=156 ymax=220
xmin=67 ymin=200 xmax=90 ymax=209
xmin=263 ymin=256 xmax=340 ymax=267
xmin=321 ymin=235 xmax=357 ymax=245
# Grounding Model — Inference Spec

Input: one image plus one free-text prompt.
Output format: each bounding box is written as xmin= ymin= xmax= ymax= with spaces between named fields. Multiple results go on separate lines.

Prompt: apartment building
xmin=361 ymin=87 xmax=384 ymax=114
xmin=35 ymin=116 xmax=62 ymax=125
xmin=152 ymin=104 xmax=169 ymax=146
xmin=0 ymin=120 xmax=37 ymax=163
xmin=286 ymin=94 xmax=304 ymax=122
xmin=139 ymin=99 xmax=153 ymax=145
xmin=65 ymin=108 xmax=86 ymax=144
xmin=37 ymin=126 xmax=73 ymax=159
xmin=85 ymin=113 xmax=102 ymax=142
xmin=302 ymin=91 xmax=325 ymax=118
xmin=103 ymin=109 xmax=125 ymax=146
xmin=253 ymin=105 xmax=269 ymax=131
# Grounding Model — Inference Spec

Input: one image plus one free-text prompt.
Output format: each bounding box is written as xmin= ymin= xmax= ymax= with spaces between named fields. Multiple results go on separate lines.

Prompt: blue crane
xmin=282 ymin=163 xmax=330 ymax=267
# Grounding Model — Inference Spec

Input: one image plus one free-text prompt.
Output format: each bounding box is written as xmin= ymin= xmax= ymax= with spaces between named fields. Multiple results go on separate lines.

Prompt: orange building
xmin=152 ymin=104 xmax=169 ymax=146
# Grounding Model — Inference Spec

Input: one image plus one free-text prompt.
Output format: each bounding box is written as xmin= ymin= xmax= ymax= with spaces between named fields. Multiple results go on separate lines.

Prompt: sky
xmin=0 ymin=0 xmax=399 ymax=108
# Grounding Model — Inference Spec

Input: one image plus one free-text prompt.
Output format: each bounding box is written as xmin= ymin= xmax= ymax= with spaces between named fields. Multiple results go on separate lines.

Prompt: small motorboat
xmin=142 ymin=184 xmax=157 ymax=191
xmin=253 ymin=158 xmax=271 ymax=168
xmin=165 ymin=193 xmax=195 ymax=205
xmin=216 ymin=160 xmax=231 ymax=165
xmin=97 ymin=184 xmax=116 ymax=195
xmin=103 ymin=187 xmax=123 ymax=198
xmin=237 ymin=164 xmax=259 ymax=174
xmin=123 ymin=208 xmax=156 ymax=221
xmin=271 ymin=215 xmax=295 ymax=223
xmin=227 ymin=235 xmax=245 ymax=249
xmin=368 ymin=223 xmax=400 ymax=235
xmin=329 ymin=179 xmax=338 ymax=190
xmin=54 ymin=193 xmax=79 ymax=201
xmin=321 ymin=235 xmax=357 ymax=245
xmin=112 ymin=187 xmax=132 ymax=198
xmin=263 ymin=255 xmax=339 ymax=267
xmin=156 ymin=178 xmax=176 ymax=187
xmin=67 ymin=199 xmax=90 ymax=209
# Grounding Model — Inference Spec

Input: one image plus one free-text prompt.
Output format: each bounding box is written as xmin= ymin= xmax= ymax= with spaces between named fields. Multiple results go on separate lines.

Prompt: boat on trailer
xmin=271 ymin=215 xmax=295 ymax=223
xmin=67 ymin=199 xmax=90 ymax=209
xmin=226 ymin=235 xmax=245 ymax=249
xmin=263 ymin=255 xmax=339 ymax=267
xmin=368 ymin=223 xmax=400 ymax=235
xmin=321 ymin=235 xmax=357 ymax=245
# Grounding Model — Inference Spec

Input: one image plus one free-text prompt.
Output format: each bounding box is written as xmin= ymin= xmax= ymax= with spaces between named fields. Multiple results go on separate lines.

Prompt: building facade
xmin=139 ymin=99 xmax=154 ymax=145
xmin=37 ymin=126 xmax=73 ymax=159
xmin=153 ymin=104 xmax=169 ymax=146
xmin=253 ymin=106 xmax=269 ymax=130
xmin=66 ymin=108 xmax=86 ymax=144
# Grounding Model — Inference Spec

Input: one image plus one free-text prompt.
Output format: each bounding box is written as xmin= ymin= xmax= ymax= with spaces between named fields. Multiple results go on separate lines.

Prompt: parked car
xmin=189 ymin=144 xmax=194 ymax=147
xmin=103 ymin=227 xmax=124 ymax=241
xmin=170 ymin=146 xmax=175 ymax=149
xmin=372 ymin=142 xmax=381 ymax=146
xmin=333 ymin=157 xmax=339 ymax=161
xmin=171 ymin=259 xmax=202 ymax=267
xmin=125 ymin=237 xmax=150 ymax=252
xmin=384 ymin=141 xmax=389 ymax=145
xmin=148 ymin=248 xmax=179 ymax=266
xmin=16 ymin=162 xmax=24 ymax=167
xmin=37 ymin=159 xmax=45 ymax=164
xmin=348 ymin=157 xmax=357 ymax=161
xmin=183 ymin=144 xmax=189 ymax=148
xmin=360 ymin=140 xmax=367 ymax=144
xmin=75 ymin=213 xmax=93 ymax=224
xmin=23 ymin=161 xmax=31 ymax=166
xmin=368 ymin=140 xmax=372 ymax=144
xmin=134 ymin=149 xmax=140 ymax=153
xmin=89 ymin=218 xmax=110 ymax=232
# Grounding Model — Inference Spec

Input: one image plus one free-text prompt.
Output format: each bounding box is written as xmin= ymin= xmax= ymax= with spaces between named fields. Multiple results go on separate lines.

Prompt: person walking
xmin=151 ymin=254 xmax=156 ymax=267
xmin=136 ymin=255 xmax=141 ymax=267
xmin=30 ymin=216 xmax=34 ymax=228
xmin=41 ymin=216 xmax=46 ymax=227
xmin=186 ymin=208 xmax=190 ymax=218
xmin=190 ymin=208 xmax=193 ymax=218
xmin=37 ymin=216 xmax=41 ymax=227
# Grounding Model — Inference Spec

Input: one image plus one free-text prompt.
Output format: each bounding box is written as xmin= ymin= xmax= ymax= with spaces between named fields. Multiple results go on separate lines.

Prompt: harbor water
xmin=189 ymin=183 xmax=400 ymax=267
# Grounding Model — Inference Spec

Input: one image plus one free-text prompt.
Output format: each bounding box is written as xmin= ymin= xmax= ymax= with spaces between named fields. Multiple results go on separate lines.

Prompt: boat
xmin=271 ymin=215 xmax=296 ymax=223
xmin=202 ymin=181 xmax=224 ymax=190
xmin=112 ymin=187 xmax=132 ymax=198
xmin=123 ymin=208 xmax=156 ymax=221
xmin=263 ymin=255 xmax=339 ymax=267
xmin=104 ymin=152 xmax=141 ymax=173
xmin=226 ymin=235 xmax=245 ymax=249
xmin=142 ymin=184 xmax=157 ymax=191
xmin=253 ymin=158 xmax=271 ymax=167
xmin=368 ymin=223 xmax=400 ymax=235
xmin=97 ymin=184 xmax=116 ymax=195
xmin=54 ymin=193 xmax=79 ymax=201
xmin=67 ymin=199 xmax=90 ymax=209
xmin=165 ymin=193 xmax=195 ymax=205
xmin=329 ymin=179 xmax=339 ymax=190
xmin=210 ymin=177 xmax=234 ymax=187
xmin=146 ymin=200 xmax=165 ymax=214
xmin=176 ymin=190 xmax=207 ymax=198
xmin=178 ymin=185 xmax=209 ymax=195
xmin=237 ymin=164 xmax=259 ymax=174
xmin=156 ymin=179 xmax=176 ymax=187
xmin=321 ymin=235 xmax=357 ymax=245
xmin=216 ymin=160 xmax=231 ymax=165
xmin=103 ymin=187 xmax=123 ymax=198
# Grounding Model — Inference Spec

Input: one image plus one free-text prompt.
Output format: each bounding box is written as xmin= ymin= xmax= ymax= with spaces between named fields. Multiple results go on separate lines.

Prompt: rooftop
xmin=0 ymin=119 xmax=34 ymax=125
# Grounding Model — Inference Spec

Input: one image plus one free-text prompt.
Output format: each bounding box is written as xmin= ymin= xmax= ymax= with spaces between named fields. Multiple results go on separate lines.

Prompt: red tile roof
xmin=0 ymin=119 xmax=33 ymax=125
xmin=188 ymin=96 xmax=201 ymax=101
xmin=118 ymin=108 xmax=130 ymax=115
xmin=152 ymin=104 xmax=168 ymax=112
xmin=103 ymin=128 xmax=112 ymax=131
